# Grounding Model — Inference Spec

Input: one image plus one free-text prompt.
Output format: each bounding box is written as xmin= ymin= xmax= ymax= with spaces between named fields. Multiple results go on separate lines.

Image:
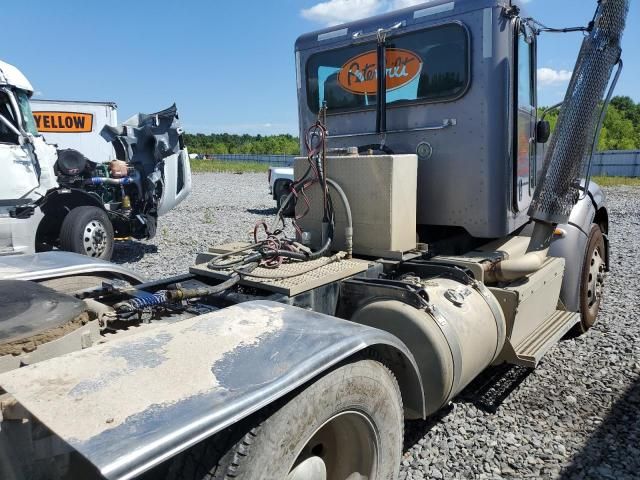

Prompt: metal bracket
xmin=352 ymin=21 xmax=405 ymax=41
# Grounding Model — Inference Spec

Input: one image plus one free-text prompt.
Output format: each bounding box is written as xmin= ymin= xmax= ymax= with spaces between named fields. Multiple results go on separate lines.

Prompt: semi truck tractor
xmin=0 ymin=0 xmax=627 ymax=478
xmin=0 ymin=64 xmax=192 ymax=260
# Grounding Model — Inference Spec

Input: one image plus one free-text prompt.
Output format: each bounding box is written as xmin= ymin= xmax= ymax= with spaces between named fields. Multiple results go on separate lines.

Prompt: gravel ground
xmin=112 ymin=173 xmax=640 ymax=479
xmin=111 ymin=173 xmax=280 ymax=278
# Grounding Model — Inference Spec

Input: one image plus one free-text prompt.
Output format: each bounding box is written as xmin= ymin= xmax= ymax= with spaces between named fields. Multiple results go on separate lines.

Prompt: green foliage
xmin=592 ymin=175 xmax=640 ymax=187
xmin=185 ymin=95 xmax=639 ymax=156
xmin=540 ymin=96 xmax=640 ymax=151
xmin=184 ymin=133 xmax=300 ymax=155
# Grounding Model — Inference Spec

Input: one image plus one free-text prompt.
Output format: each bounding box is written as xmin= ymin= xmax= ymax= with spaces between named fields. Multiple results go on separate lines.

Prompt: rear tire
xmin=575 ymin=224 xmax=606 ymax=334
xmin=59 ymin=206 xmax=114 ymax=260
xmin=168 ymin=359 xmax=404 ymax=480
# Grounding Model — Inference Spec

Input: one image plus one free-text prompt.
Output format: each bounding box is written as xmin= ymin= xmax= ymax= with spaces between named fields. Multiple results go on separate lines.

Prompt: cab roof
xmin=296 ymin=0 xmax=512 ymax=51
xmin=0 ymin=60 xmax=34 ymax=94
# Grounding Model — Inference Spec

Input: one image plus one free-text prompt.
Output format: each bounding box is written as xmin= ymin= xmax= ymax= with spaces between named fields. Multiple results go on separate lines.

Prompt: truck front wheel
xmin=59 ymin=206 xmax=114 ymax=260
xmin=169 ymin=359 xmax=404 ymax=480
xmin=577 ymin=224 xmax=607 ymax=333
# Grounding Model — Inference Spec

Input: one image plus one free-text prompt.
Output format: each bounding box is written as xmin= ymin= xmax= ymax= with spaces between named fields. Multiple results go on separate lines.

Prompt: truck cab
xmin=0 ymin=61 xmax=59 ymax=254
xmin=296 ymin=0 xmax=547 ymax=241
xmin=295 ymin=0 xmax=609 ymax=316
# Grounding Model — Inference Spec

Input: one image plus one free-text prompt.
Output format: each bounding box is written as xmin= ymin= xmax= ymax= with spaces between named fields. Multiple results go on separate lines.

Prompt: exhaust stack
xmin=487 ymin=0 xmax=628 ymax=283
xmin=529 ymin=0 xmax=628 ymax=224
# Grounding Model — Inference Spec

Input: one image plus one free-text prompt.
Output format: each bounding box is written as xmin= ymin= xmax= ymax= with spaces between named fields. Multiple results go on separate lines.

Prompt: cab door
xmin=514 ymin=23 xmax=536 ymax=211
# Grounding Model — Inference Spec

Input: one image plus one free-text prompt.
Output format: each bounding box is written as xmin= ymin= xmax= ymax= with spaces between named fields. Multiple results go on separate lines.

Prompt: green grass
xmin=592 ymin=175 xmax=640 ymax=187
xmin=190 ymin=159 xmax=269 ymax=173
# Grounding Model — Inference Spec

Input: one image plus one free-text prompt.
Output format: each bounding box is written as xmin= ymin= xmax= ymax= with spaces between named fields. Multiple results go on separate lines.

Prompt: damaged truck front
xmin=51 ymin=104 xmax=192 ymax=250
xmin=0 ymin=59 xmax=191 ymax=259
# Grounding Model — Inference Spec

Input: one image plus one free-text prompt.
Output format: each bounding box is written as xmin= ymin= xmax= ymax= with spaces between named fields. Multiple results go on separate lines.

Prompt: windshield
xmin=305 ymin=23 xmax=469 ymax=114
xmin=15 ymin=89 xmax=39 ymax=135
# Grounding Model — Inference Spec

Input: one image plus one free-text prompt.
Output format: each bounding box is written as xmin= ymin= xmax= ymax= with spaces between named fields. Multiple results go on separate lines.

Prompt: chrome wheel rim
xmin=83 ymin=220 xmax=108 ymax=257
xmin=587 ymin=245 xmax=605 ymax=310
xmin=287 ymin=410 xmax=378 ymax=480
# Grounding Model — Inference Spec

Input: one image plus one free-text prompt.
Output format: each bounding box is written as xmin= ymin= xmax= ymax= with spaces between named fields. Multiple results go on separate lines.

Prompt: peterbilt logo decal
xmin=337 ymin=49 xmax=422 ymax=95
xmin=33 ymin=112 xmax=93 ymax=133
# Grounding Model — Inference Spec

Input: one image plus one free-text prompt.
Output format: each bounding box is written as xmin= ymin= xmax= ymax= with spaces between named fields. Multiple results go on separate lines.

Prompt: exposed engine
xmin=55 ymin=148 xmax=156 ymax=239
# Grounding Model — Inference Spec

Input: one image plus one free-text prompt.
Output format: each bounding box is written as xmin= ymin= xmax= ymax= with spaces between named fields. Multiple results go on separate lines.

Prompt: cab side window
xmin=517 ymin=31 xmax=534 ymax=109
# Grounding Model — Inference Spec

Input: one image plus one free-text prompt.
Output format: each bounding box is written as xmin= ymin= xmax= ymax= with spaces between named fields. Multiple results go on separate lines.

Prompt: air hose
xmin=208 ymin=116 xmax=336 ymax=272
xmin=115 ymin=291 xmax=169 ymax=312
xmin=166 ymin=263 xmax=259 ymax=301
xmin=114 ymin=264 xmax=259 ymax=312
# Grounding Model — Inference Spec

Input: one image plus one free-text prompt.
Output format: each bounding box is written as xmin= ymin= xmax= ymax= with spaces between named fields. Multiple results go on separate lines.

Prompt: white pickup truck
xmin=267 ymin=165 xmax=294 ymax=215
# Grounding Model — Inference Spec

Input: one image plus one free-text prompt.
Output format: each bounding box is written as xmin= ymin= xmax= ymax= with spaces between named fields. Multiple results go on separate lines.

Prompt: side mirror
xmin=536 ymin=120 xmax=551 ymax=144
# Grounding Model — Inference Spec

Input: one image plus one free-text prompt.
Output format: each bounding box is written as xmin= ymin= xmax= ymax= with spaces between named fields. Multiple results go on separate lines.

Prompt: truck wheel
xmin=59 ymin=206 xmax=114 ymax=260
xmin=169 ymin=359 xmax=403 ymax=480
xmin=576 ymin=224 xmax=606 ymax=333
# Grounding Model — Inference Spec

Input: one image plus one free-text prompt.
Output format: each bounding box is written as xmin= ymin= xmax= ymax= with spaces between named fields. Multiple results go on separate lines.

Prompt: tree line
xmin=183 ymin=96 xmax=640 ymax=155
xmin=543 ymin=96 xmax=640 ymax=151
xmin=183 ymin=133 xmax=300 ymax=155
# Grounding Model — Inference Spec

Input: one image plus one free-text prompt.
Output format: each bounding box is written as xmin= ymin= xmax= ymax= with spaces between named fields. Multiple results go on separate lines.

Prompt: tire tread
xmin=167 ymin=356 xmax=403 ymax=480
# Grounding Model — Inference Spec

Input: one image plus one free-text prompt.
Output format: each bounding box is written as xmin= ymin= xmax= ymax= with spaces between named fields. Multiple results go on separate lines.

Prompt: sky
xmin=3 ymin=0 xmax=638 ymax=136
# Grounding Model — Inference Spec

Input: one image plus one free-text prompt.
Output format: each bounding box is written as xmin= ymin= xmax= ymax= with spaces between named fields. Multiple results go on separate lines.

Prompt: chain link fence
xmin=591 ymin=150 xmax=640 ymax=177
xmin=195 ymin=153 xmax=295 ymax=167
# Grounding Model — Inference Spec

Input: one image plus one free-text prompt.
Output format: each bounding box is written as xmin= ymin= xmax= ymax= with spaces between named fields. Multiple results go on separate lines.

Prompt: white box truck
xmin=30 ymin=99 xmax=117 ymax=164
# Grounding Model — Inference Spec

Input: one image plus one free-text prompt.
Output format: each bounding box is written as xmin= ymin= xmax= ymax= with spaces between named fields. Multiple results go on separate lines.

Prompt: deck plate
xmin=191 ymin=247 xmax=371 ymax=296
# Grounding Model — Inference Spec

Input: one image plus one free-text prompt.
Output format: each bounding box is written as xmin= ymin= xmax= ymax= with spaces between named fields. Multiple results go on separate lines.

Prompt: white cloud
xmin=301 ymin=0 xmax=384 ymax=26
xmin=537 ymin=67 xmax=572 ymax=87
xmin=301 ymin=0 xmax=437 ymax=27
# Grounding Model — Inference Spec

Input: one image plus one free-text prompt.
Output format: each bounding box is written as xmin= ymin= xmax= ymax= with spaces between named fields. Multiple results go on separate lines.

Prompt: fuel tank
xmin=348 ymin=276 xmax=506 ymax=415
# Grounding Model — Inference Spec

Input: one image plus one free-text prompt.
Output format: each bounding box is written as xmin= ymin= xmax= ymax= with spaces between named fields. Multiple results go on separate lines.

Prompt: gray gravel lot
xmin=112 ymin=173 xmax=640 ymax=479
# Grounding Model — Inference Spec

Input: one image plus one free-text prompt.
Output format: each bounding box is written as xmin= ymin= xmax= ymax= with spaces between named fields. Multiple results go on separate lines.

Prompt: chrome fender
xmin=0 ymin=301 xmax=423 ymax=480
